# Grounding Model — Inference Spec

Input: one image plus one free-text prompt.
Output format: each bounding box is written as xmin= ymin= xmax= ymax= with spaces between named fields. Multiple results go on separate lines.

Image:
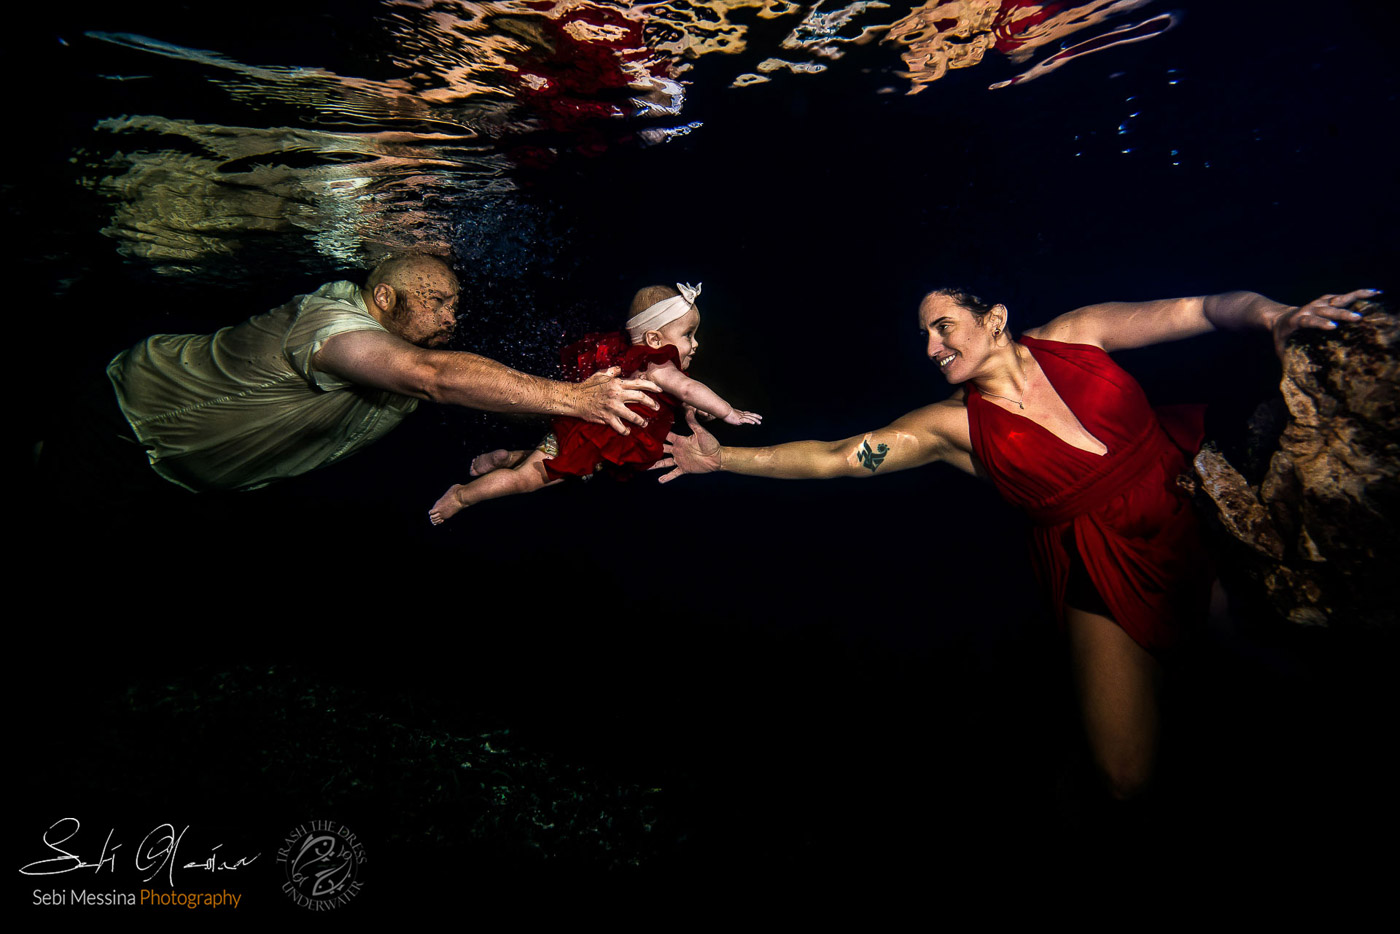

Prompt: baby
xmin=429 ymin=282 xmax=760 ymax=524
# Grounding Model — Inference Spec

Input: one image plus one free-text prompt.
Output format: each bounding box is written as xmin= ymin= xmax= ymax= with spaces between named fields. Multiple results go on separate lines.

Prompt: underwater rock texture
xmin=1192 ymin=300 xmax=1399 ymax=628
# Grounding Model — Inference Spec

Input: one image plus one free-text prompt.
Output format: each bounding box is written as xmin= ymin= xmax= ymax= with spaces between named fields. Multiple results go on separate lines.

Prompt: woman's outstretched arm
xmin=655 ymin=400 xmax=974 ymax=484
xmin=1030 ymin=288 xmax=1381 ymax=356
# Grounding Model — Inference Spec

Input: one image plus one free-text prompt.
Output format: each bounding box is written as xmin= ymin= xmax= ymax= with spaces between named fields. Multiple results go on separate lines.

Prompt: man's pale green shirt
xmin=108 ymin=281 xmax=418 ymax=492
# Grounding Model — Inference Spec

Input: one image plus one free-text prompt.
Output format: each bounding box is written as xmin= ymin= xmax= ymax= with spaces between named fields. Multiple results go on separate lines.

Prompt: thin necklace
xmin=980 ymin=347 xmax=1036 ymax=408
xmin=979 ymin=386 xmax=1024 ymax=409
xmin=978 ymin=343 xmax=1028 ymax=408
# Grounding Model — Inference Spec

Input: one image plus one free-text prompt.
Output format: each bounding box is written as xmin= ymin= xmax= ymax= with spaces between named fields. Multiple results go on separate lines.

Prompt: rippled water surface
xmin=16 ymin=1 xmax=1393 ymax=380
xmin=21 ymin=1 xmax=1392 ymax=286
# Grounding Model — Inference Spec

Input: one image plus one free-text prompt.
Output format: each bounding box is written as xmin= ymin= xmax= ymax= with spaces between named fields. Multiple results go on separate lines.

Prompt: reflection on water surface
xmin=76 ymin=1 xmax=1172 ymax=277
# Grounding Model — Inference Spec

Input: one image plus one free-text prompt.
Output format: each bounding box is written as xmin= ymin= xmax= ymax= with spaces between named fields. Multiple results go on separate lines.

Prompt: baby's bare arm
xmin=646 ymin=364 xmax=761 ymax=425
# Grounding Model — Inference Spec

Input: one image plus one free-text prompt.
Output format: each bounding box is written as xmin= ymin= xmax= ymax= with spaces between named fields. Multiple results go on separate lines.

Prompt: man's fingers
xmin=619 ymin=405 xmax=648 ymax=427
xmin=657 ymin=466 xmax=684 ymax=484
xmin=617 ymin=377 xmax=662 ymax=394
xmin=619 ymin=389 xmax=660 ymax=411
xmin=649 ymin=457 xmax=674 ymax=471
xmin=685 ymin=407 xmax=701 ymax=431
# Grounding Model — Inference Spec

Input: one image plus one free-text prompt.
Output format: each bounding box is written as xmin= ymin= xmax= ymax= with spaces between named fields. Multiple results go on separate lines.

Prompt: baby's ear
xmin=644 ymin=330 xmax=664 ymax=348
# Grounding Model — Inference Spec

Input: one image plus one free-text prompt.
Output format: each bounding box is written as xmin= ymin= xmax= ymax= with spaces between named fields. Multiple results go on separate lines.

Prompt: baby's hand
xmin=723 ymin=409 xmax=762 ymax=426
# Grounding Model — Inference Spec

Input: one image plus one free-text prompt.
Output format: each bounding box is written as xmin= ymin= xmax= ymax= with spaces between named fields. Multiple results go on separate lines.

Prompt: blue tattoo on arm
xmin=856 ymin=440 xmax=889 ymax=472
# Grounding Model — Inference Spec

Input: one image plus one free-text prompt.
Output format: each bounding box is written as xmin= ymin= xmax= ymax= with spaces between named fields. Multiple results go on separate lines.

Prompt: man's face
xmin=392 ymin=267 xmax=461 ymax=347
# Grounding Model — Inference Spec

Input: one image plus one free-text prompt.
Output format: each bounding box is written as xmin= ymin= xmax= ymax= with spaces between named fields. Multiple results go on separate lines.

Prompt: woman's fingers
xmin=1331 ymin=288 xmax=1382 ymax=306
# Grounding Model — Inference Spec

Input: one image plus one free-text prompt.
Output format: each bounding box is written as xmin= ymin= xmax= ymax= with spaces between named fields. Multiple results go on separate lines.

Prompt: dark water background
xmin=11 ymin=0 xmax=1398 ymax=915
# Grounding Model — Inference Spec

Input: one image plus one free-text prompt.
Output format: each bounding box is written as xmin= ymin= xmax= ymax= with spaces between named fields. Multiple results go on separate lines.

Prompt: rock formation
xmin=1191 ymin=300 xmax=1399 ymax=629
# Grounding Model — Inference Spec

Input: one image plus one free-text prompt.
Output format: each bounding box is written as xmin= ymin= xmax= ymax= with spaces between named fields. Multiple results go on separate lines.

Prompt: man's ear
xmin=371 ymin=282 xmax=397 ymax=312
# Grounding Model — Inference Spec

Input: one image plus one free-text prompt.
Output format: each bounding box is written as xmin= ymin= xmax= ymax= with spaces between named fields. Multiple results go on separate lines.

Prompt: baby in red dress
xmin=429 ymin=282 xmax=760 ymax=525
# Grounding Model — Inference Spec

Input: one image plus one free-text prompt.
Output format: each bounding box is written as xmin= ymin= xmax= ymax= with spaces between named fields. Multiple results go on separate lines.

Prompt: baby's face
xmin=656 ymin=307 xmax=700 ymax=369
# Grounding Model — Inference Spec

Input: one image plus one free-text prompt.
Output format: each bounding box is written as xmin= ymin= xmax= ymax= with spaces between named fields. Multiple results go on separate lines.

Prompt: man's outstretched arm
xmin=315 ymin=329 xmax=661 ymax=435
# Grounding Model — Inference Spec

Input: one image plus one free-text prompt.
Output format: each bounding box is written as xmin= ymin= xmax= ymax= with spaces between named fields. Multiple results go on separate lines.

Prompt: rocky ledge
xmin=1191 ymin=299 xmax=1398 ymax=629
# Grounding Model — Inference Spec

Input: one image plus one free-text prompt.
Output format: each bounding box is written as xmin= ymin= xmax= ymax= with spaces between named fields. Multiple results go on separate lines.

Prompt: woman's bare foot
xmin=428 ymin=485 xmax=469 ymax=525
xmin=470 ymin=449 xmax=523 ymax=477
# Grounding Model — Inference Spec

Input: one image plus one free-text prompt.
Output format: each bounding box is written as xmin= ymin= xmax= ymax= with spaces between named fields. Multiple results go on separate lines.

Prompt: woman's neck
xmin=972 ymin=341 xmax=1030 ymax=401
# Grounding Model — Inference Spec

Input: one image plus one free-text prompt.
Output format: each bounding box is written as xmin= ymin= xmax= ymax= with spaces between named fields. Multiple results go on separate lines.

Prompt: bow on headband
xmin=626 ymin=282 xmax=702 ymax=340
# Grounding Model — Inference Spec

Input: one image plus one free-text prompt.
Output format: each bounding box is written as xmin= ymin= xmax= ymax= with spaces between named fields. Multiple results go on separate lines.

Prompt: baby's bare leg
xmin=470 ymin=449 xmax=529 ymax=477
xmin=429 ymin=449 xmax=559 ymax=525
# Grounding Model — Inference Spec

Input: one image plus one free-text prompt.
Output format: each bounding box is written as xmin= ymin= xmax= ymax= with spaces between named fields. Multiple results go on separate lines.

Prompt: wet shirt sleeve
xmin=284 ymin=286 xmax=390 ymax=391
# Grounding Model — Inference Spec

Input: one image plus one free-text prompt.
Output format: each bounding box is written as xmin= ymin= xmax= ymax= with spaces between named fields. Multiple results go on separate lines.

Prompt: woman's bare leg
xmin=429 ymin=449 xmax=558 ymax=525
xmin=1066 ymin=607 xmax=1161 ymax=800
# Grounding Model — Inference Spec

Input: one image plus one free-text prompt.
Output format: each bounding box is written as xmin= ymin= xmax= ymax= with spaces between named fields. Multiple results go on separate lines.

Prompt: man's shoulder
xmin=286 ymin=281 xmax=385 ymax=340
xmin=298 ymin=281 xmax=371 ymax=317
xmin=281 ymin=281 xmax=391 ymax=386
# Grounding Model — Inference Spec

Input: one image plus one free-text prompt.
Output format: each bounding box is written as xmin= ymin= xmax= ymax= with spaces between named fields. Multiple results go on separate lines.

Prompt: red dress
xmin=544 ymin=332 xmax=681 ymax=481
xmin=966 ymin=336 xmax=1211 ymax=654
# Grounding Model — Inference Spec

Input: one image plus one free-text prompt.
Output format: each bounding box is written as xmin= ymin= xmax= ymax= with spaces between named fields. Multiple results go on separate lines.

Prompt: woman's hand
xmin=1270 ymin=289 xmax=1381 ymax=358
xmin=654 ymin=406 xmax=722 ymax=483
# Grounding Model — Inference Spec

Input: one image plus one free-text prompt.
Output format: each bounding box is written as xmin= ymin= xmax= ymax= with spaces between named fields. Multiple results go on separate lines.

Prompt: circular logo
xmin=276 ymin=820 xmax=367 ymax=910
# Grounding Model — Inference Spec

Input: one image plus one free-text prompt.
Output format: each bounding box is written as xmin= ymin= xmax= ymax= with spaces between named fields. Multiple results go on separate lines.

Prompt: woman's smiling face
xmin=918 ymin=292 xmax=997 ymax=384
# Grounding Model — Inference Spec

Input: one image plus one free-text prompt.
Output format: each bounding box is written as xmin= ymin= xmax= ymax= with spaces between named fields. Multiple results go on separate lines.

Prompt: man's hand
xmin=654 ymin=406 xmax=721 ymax=484
xmin=722 ymin=409 xmax=762 ymax=426
xmin=1269 ymin=288 xmax=1380 ymax=358
xmin=572 ymin=367 xmax=662 ymax=435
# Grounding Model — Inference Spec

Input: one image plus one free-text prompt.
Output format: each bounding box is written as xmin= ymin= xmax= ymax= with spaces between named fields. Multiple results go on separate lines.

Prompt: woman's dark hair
xmin=927 ymin=287 xmax=997 ymax=318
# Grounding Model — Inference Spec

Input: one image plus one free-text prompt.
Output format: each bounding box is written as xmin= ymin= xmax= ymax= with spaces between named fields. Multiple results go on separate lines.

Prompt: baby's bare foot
xmin=470 ymin=449 xmax=518 ymax=477
xmin=429 ymin=485 xmax=468 ymax=525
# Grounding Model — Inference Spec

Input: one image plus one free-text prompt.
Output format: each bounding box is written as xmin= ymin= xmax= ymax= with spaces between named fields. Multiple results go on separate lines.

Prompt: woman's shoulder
xmin=1018 ymin=332 xmax=1114 ymax=369
xmin=1020 ymin=311 xmax=1117 ymax=353
xmin=889 ymin=395 xmax=972 ymax=440
xmin=1019 ymin=331 xmax=1107 ymax=352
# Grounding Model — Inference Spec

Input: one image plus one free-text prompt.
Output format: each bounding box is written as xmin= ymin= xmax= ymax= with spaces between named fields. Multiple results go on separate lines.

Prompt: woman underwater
xmin=657 ymin=286 xmax=1378 ymax=799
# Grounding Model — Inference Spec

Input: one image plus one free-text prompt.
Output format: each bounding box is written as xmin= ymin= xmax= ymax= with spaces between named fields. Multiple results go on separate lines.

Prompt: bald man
xmin=89 ymin=254 xmax=658 ymax=494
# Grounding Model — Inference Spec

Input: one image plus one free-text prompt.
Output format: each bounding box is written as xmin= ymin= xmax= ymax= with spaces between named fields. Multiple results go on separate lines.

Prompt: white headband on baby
xmin=626 ymin=282 xmax=701 ymax=342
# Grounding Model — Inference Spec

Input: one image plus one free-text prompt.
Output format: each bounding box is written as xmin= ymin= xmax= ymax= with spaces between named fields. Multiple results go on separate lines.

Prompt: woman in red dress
xmin=657 ymin=285 xmax=1378 ymax=798
xmin=429 ymin=283 xmax=760 ymax=525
